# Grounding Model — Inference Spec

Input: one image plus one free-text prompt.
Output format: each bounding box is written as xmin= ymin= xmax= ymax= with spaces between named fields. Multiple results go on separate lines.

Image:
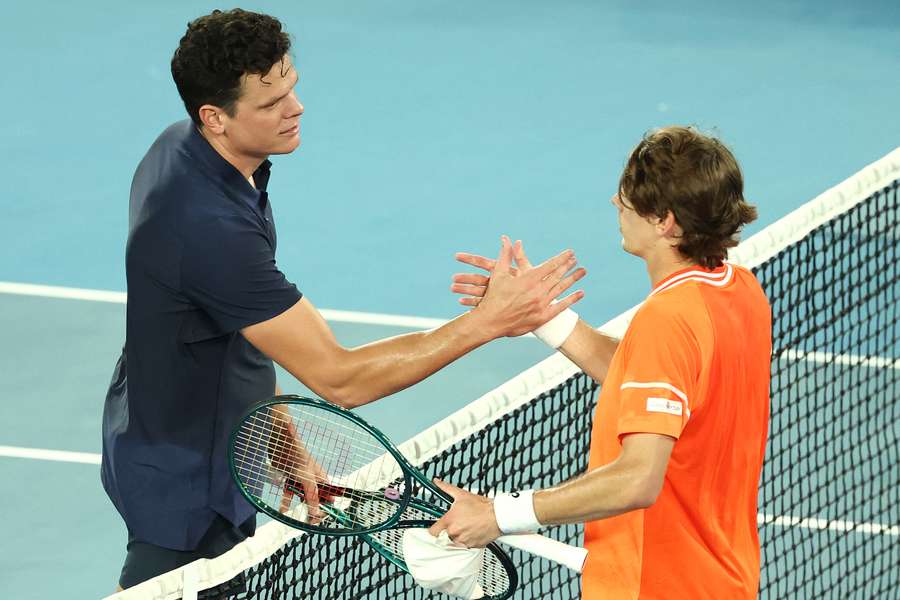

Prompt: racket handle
xmin=284 ymin=478 xmax=345 ymax=502
xmin=496 ymin=533 xmax=587 ymax=573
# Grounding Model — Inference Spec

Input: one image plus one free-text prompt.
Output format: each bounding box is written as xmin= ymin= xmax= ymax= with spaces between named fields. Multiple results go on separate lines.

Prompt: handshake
xmin=451 ymin=235 xmax=586 ymax=349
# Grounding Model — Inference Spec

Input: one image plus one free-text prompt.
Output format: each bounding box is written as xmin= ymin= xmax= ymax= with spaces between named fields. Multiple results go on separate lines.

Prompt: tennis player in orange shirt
xmin=431 ymin=126 xmax=771 ymax=599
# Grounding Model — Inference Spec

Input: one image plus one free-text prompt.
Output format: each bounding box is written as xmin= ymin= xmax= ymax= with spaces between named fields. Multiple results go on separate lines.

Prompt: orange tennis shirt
xmin=582 ymin=263 xmax=772 ymax=600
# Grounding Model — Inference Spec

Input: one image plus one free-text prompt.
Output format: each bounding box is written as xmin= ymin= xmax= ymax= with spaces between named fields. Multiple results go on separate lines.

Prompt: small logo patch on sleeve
xmin=646 ymin=397 xmax=683 ymax=416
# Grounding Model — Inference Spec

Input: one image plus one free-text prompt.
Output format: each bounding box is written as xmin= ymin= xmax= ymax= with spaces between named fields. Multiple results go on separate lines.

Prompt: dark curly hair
xmin=618 ymin=126 xmax=757 ymax=268
xmin=171 ymin=9 xmax=292 ymax=127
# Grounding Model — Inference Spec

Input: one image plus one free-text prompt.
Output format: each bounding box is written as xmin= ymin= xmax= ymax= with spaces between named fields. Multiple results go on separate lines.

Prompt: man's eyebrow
xmin=259 ymin=70 xmax=299 ymax=107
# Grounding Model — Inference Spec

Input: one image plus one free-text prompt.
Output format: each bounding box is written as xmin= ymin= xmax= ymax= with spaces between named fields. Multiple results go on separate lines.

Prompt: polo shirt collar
xmin=649 ymin=263 xmax=732 ymax=297
xmin=185 ymin=124 xmax=273 ymax=200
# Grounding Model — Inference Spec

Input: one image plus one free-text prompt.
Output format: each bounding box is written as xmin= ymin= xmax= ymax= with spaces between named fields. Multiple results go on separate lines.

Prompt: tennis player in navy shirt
xmin=101 ymin=9 xmax=585 ymax=593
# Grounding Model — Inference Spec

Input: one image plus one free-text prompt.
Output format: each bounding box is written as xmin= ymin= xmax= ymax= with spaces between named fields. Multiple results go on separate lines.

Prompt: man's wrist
xmin=533 ymin=309 xmax=579 ymax=348
xmin=462 ymin=306 xmax=502 ymax=344
xmin=493 ymin=490 xmax=541 ymax=534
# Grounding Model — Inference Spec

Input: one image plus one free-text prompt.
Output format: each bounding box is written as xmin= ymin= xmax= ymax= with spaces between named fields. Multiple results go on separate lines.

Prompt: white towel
xmin=402 ymin=529 xmax=485 ymax=599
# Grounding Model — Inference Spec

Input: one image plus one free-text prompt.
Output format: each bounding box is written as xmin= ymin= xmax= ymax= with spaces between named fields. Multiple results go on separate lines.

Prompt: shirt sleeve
xmin=615 ymin=301 xmax=703 ymax=441
xmin=181 ymin=215 xmax=302 ymax=333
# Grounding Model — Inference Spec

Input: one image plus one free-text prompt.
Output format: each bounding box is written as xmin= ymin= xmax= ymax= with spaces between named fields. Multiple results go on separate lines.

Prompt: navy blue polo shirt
xmin=101 ymin=120 xmax=303 ymax=551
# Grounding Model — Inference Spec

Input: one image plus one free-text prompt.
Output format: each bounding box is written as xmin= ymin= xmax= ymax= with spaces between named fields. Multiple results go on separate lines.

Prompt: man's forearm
xmin=243 ymin=298 xmax=500 ymax=410
xmin=532 ymin=433 xmax=673 ymax=525
xmin=533 ymin=459 xmax=648 ymax=525
xmin=330 ymin=310 xmax=494 ymax=408
xmin=558 ymin=320 xmax=620 ymax=384
xmin=427 ymin=435 xmax=671 ymax=549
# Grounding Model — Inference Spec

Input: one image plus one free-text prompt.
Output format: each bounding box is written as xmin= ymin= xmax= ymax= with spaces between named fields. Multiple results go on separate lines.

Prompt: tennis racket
xmin=228 ymin=395 xmax=586 ymax=600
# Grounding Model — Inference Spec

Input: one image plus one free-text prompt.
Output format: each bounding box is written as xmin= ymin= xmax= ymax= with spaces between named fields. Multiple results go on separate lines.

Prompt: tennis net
xmin=107 ymin=147 xmax=899 ymax=599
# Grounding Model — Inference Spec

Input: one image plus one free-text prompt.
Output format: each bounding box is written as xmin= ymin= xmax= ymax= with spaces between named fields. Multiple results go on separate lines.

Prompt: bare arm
xmin=429 ymin=433 xmax=674 ymax=547
xmin=533 ymin=433 xmax=674 ymax=524
xmin=244 ymin=298 xmax=495 ymax=408
xmin=243 ymin=239 xmax=585 ymax=408
xmin=556 ymin=321 xmax=620 ymax=384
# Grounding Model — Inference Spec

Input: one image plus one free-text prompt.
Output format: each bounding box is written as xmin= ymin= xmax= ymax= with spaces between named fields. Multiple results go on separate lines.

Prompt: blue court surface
xmin=1 ymin=2 xmax=899 ymax=599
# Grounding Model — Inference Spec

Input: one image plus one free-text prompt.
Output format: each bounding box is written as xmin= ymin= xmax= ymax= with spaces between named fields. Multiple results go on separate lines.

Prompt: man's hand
xmin=278 ymin=452 xmax=329 ymax=523
xmin=269 ymin=405 xmax=329 ymax=522
xmin=464 ymin=236 xmax=586 ymax=338
xmin=428 ymin=480 xmax=502 ymax=548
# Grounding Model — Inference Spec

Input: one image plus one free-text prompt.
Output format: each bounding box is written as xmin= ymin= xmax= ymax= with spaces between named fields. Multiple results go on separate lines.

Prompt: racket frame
xmin=228 ymin=395 xmax=415 ymax=536
xmin=229 ymin=395 xmax=519 ymax=599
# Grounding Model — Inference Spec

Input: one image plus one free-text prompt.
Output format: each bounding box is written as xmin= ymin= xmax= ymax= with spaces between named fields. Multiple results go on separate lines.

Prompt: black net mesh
xmin=756 ymin=181 xmax=899 ymax=598
xmin=231 ymin=373 xmax=598 ymax=600
xmin=169 ymin=180 xmax=900 ymax=599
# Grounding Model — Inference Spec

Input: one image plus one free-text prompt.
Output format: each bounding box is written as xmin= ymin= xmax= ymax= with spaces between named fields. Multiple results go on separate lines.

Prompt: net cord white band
xmin=729 ymin=148 xmax=900 ymax=270
xmin=102 ymin=520 xmax=304 ymax=600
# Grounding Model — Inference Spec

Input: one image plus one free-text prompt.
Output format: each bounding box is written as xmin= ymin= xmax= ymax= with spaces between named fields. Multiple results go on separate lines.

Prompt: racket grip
xmin=284 ymin=478 xmax=345 ymax=502
xmin=496 ymin=533 xmax=587 ymax=573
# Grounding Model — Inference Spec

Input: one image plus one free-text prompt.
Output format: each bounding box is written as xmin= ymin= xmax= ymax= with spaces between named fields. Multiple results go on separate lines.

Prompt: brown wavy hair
xmin=171 ymin=9 xmax=292 ymax=127
xmin=618 ymin=126 xmax=757 ymax=268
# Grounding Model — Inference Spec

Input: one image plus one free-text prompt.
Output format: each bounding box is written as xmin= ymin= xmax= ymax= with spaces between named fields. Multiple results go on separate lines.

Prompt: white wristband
xmin=533 ymin=308 xmax=579 ymax=348
xmin=493 ymin=490 xmax=541 ymax=534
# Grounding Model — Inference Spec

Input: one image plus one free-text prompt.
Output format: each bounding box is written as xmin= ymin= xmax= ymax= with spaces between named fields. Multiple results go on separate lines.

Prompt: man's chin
xmin=620 ymin=240 xmax=639 ymax=258
xmin=269 ymin=135 xmax=301 ymax=156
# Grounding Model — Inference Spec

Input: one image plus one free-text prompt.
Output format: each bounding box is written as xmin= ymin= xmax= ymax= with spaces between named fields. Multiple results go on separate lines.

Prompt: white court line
xmin=0 ymin=445 xmax=101 ymax=464
xmin=0 ymin=281 xmax=449 ymax=329
xmin=757 ymin=513 xmax=899 ymax=537
xmin=0 ymin=282 xmax=126 ymax=304
xmin=780 ymin=348 xmax=899 ymax=371
xmin=2 ymin=445 xmax=896 ymax=537
xmin=316 ymin=308 xmax=446 ymax=329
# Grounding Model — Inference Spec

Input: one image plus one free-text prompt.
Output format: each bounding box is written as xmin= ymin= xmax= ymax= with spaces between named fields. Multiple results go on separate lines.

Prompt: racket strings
xmin=232 ymin=401 xmax=515 ymax=598
xmin=233 ymin=404 xmax=406 ymax=532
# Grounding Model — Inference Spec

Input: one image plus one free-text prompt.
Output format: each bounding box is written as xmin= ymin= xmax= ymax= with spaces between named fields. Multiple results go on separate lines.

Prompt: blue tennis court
xmin=2 ymin=2 xmax=899 ymax=599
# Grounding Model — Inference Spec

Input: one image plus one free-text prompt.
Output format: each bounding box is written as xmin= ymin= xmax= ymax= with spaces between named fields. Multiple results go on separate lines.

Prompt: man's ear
xmin=198 ymin=104 xmax=227 ymax=134
xmin=656 ymin=210 xmax=682 ymax=238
